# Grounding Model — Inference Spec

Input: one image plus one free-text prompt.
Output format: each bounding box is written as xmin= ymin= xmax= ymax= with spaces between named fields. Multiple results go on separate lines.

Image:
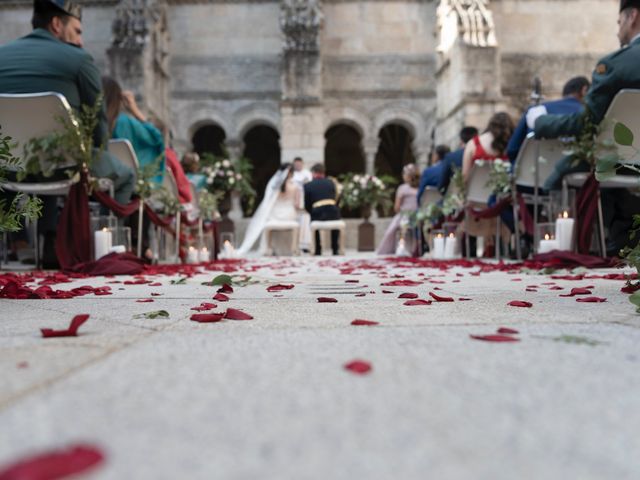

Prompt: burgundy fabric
xmin=65 ymin=252 xmax=146 ymax=275
xmin=93 ymin=190 xmax=141 ymax=218
xmin=55 ymin=174 xmax=92 ymax=270
xmin=575 ymin=173 xmax=599 ymax=255
xmin=531 ymin=250 xmax=617 ymax=269
xmin=166 ymin=147 xmax=192 ymax=204
xmin=518 ymin=194 xmax=534 ymax=236
xmin=144 ymin=204 xmax=175 ymax=234
xmin=468 ymin=196 xmax=511 ymax=220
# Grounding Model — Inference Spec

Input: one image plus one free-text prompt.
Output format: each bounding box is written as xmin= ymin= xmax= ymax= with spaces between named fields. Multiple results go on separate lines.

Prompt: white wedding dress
xmin=237 ymin=169 xmax=299 ymax=256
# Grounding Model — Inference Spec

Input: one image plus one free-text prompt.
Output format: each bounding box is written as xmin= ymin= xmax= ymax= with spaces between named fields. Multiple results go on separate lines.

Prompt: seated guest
xmin=436 ymin=126 xmax=479 ymax=193
xmin=507 ymin=76 xmax=590 ymax=163
xmin=0 ymin=0 xmax=135 ymax=266
xmin=102 ymin=76 xmax=165 ymax=184
xmin=535 ymin=0 xmax=640 ymax=255
xmin=416 ymin=145 xmax=450 ymax=203
xmin=304 ymin=163 xmax=341 ymax=255
xmin=151 ymin=117 xmax=192 ymax=204
xmin=182 ymin=152 xmax=207 ymax=190
xmin=378 ymin=164 xmax=419 ymax=255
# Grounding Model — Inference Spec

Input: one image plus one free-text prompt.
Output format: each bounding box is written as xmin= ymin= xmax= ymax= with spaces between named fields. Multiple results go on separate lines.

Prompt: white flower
xmin=226 ymin=170 xmax=234 ymax=177
xmin=236 ymin=174 xmax=242 ymax=180
xmin=222 ymin=159 xmax=231 ymax=168
xmin=229 ymin=178 xmax=235 ymax=185
xmin=353 ymin=189 xmax=359 ymax=196
xmin=206 ymin=178 xmax=213 ymax=185
xmin=217 ymin=171 xmax=224 ymax=177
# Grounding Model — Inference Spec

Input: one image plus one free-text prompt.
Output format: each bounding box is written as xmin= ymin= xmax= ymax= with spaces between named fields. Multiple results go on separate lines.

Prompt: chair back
xmin=596 ymin=89 xmax=640 ymax=165
xmin=513 ymin=134 xmax=567 ymax=188
xmin=163 ymin=168 xmax=179 ymax=198
xmin=107 ymin=139 xmax=139 ymax=182
xmin=466 ymin=161 xmax=493 ymax=203
xmin=419 ymin=186 xmax=442 ymax=208
xmin=0 ymin=92 xmax=79 ymax=171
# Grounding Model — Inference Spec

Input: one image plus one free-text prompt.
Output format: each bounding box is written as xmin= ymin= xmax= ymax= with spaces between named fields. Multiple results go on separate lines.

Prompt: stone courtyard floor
xmin=1 ymin=255 xmax=639 ymax=479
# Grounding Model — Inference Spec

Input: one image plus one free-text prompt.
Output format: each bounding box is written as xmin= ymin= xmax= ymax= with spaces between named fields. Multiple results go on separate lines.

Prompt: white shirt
xmin=292 ymin=169 xmax=312 ymax=189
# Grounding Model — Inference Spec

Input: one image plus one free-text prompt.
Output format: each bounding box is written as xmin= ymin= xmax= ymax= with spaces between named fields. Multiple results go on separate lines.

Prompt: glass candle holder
xmin=536 ymin=222 xmax=558 ymax=254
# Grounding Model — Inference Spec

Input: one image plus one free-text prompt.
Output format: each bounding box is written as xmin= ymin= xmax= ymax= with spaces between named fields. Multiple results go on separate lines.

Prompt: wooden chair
xmin=310 ymin=219 xmax=346 ymax=255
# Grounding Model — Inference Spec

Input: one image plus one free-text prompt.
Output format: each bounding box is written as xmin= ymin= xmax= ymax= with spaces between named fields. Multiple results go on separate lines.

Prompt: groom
xmin=304 ymin=163 xmax=341 ymax=255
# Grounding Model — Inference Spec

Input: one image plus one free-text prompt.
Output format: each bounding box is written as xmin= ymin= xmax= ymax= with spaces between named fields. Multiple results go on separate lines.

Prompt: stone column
xmin=108 ymin=0 xmax=170 ymax=127
xmin=363 ymin=137 xmax=380 ymax=176
xmin=279 ymin=1 xmax=325 ymax=165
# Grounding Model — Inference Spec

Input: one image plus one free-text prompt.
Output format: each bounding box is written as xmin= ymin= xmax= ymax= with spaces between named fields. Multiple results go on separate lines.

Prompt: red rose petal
xmin=355 ymin=293 xmax=366 ymax=297
xmin=470 ymin=334 xmax=520 ymax=342
xmin=351 ymin=319 xmax=379 ymax=326
xmin=0 ymin=444 xmax=104 ymax=479
xmin=459 ymin=298 xmax=472 ymax=301
xmin=344 ymin=359 xmax=372 ymax=374
xmin=560 ymin=287 xmax=593 ymax=297
xmin=398 ymin=292 xmax=418 ymax=299
xmin=190 ymin=302 xmax=217 ymax=312
xmin=217 ymin=284 xmax=234 ymax=294
xmin=381 ymin=290 xmax=394 ymax=294
xmin=213 ymin=293 xmax=230 ymax=302
xmin=317 ymin=297 xmax=337 ymax=303
xmin=549 ymin=286 xmax=564 ymax=291
xmin=429 ymin=292 xmax=454 ymax=302
xmin=508 ymin=301 xmax=532 ymax=308
xmin=150 ymin=292 xmax=163 ymax=296
xmin=345 ymin=280 xmax=359 ymax=283
xmin=224 ymin=308 xmax=254 ymax=320
xmin=622 ymin=284 xmax=640 ymax=294
xmin=266 ymin=284 xmax=294 ymax=292
xmin=497 ymin=327 xmax=519 ymax=335
xmin=190 ymin=313 xmax=224 ymax=323
xmin=381 ymin=279 xmax=422 ymax=287
xmin=136 ymin=298 xmax=154 ymax=303
xmin=404 ymin=299 xmax=432 ymax=306
xmin=149 ymin=282 xmax=162 ymax=287
xmin=576 ymin=296 xmax=607 ymax=303
xmin=41 ymin=314 xmax=89 ymax=338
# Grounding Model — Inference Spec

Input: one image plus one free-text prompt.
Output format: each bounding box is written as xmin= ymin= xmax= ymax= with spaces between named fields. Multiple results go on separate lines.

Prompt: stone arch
xmin=242 ymin=124 xmax=281 ymax=212
xmin=372 ymin=106 xmax=426 ymax=145
xmin=324 ymin=107 xmax=371 ymax=141
xmin=187 ymin=116 xmax=230 ymax=146
xmin=233 ymin=103 xmax=281 ymax=139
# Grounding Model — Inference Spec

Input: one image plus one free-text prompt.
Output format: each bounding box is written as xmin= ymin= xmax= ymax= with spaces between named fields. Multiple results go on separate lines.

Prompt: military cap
xmin=621 ymin=0 xmax=640 ymax=11
xmin=33 ymin=0 xmax=82 ymax=20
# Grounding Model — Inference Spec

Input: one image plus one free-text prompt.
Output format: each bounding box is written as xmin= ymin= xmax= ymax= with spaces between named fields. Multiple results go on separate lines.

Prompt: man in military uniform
xmin=534 ymin=0 xmax=640 ymax=255
xmin=0 ymin=0 xmax=134 ymax=205
xmin=304 ymin=163 xmax=341 ymax=256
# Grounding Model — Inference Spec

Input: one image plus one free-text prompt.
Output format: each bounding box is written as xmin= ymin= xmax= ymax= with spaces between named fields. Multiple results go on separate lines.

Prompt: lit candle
xmin=94 ymin=227 xmax=112 ymax=260
xmin=444 ymin=233 xmax=457 ymax=259
xmin=198 ymin=247 xmax=210 ymax=263
xmin=555 ymin=211 xmax=575 ymax=251
xmin=432 ymin=233 xmax=445 ymax=259
xmin=395 ymin=238 xmax=409 ymax=256
xmin=187 ymin=246 xmax=199 ymax=264
xmin=109 ymin=245 xmax=126 ymax=254
xmin=538 ymin=233 xmax=559 ymax=254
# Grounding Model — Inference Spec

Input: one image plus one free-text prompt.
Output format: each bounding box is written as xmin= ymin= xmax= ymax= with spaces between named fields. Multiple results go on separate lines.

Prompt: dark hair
xmin=101 ymin=76 xmax=122 ymax=133
xmin=459 ymin=126 xmax=479 ymax=145
xmin=562 ymin=76 xmax=590 ymax=97
xmin=311 ymin=163 xmax=325 ymax=175
xmin=434 ymin=144 xmax=451 ymax=162
xmin=293 ymin=157 xmax=303 ymax=163
xmin=32 ymin=3 xmax=70 ymax=30
xmin=280 ymin=162 xmax=292 ymax=192
xmin=486 ymin=112 xmax=514 ymax=155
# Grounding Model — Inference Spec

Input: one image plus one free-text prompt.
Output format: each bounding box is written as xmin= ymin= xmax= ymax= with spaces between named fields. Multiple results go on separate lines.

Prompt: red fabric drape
xmin=575 ymin=173 xmax=599 ymax=255
xmin=55 ymin=174 xmax=92 ymax=269
xmin=93 ymin=190 xmax=141 ymax=217
xmin=66 ymin=252 xmax=146 ymax=275
xmin=468 ymin=196 xmax=511 ymax=220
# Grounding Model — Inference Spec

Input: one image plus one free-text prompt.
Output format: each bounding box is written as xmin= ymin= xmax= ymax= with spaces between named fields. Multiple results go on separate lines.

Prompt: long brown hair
xmin=102 ymin=76 xmax=122 ymax=133
xmin=486 ymin=112 xmax=514 ymax=155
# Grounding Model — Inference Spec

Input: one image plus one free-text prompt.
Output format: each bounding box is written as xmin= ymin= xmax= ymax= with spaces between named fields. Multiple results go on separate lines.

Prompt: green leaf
xmin=210 ymin=274 xmax=233 ymax=286
xmin=595 ymin=168 xmax=618 ymax=182
xmin=170 ymin=277 xmax=188 ymax=285
xmin=614 ymin=122 xmax=634 ymax=146
xmin=134 ymin=310 xmax=170 ymax=319
xmin=630 ymin=292 xmax=640 ymax=313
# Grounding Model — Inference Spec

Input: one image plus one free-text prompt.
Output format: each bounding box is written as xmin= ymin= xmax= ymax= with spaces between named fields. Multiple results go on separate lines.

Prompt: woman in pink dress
xmin=376 ymin=164 xmax=419 ymax=255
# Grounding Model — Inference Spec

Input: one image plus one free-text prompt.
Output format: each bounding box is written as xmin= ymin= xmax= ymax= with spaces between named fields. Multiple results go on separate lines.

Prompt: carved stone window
xmin=280 ymin=0 xmax=323 ymax=53
xmin=437 ymin=0 xmax=497 ymax=52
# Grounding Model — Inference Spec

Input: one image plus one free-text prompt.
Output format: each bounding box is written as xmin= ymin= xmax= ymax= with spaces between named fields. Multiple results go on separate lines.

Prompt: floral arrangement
xmin=198 ymin=190 xmax=222 ymax=221
xmin=338 ymin=173 xmax=395 ymax=212
xmin=200 ymin=153 xmax=255 ymax=210
xmin=474 ymin=158 xmax=512 ymax=196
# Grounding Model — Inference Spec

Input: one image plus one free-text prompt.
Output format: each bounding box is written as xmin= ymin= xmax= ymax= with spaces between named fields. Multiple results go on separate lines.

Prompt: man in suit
xmin=507 ymin=76 xmax=590 ymax=163
xmin=0 ymin=0 xmax=134 ymax=204
xmin=304 ymin=163 xmax=341 ymax=255
xmin=535 ymin=0 xmax=640 ymax=255
xmin=416 ymin=144 xmax=450 ymax=203
xmin=435 ymin=126 xmax=478 ymax=194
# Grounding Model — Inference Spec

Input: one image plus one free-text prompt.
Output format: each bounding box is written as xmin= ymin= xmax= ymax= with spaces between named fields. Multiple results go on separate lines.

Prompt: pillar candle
xmin=555 ymin=211 xmax=575 ymax=251
xmin=444 ymin=234 xmax=457 ymax=259
xmin=538 ymin=234 xmax=559 ymax=254
xmin=199 ymin=247 xmax=210 ymax=263
xmin=432 ymin=234 xmax=445 ymax=259
xmin=94 ymin=228 xmax=112 ymax=260
xmin=187 ymin=246 xmax=199 ymax=264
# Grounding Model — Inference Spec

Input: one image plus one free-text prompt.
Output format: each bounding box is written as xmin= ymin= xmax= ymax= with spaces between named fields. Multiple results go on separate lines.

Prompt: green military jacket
xmin=535 ymin=35 xmax=640 ymax=138
xmin=0 ymin=28 xmax=108 ymax=147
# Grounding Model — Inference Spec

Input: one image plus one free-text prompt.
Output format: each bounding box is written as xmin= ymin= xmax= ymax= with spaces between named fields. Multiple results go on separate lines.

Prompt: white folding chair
xmin=563 ymin=89 xmax=640 ymax=256
xmin=0 ymin=92 xmax=81 ymax=268
xmin=511 ymin=134 xmax=568 ymax=258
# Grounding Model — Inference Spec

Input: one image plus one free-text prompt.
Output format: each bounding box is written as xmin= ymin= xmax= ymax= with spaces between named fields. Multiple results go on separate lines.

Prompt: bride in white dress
xmin=237 ymin=163 xmax=301 ymax=256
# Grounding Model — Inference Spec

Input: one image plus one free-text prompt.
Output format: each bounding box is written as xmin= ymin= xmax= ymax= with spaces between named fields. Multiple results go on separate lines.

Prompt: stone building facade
xmin=0 ymin=0 xmax=619 ymax=184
